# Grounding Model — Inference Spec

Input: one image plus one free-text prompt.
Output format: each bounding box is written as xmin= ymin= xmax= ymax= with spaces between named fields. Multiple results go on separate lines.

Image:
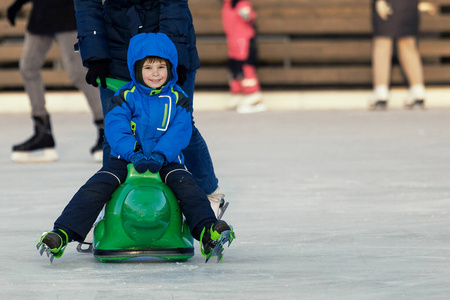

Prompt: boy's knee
xmin=163 ymin=168 xmax=195 ymax=186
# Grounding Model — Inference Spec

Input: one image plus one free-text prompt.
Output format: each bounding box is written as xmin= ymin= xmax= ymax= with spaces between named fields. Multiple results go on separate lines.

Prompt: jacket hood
xmin=127 ymin=33 xmax=178 ymax=93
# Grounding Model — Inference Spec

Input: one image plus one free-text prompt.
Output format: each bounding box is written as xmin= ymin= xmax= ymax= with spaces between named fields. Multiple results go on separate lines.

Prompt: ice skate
xmin=11 ymin=115 xmax=57 ymax=163
xmin=200 ymin=220 xmax=235 ymax=263
xmin=368 ymin=99 xmax=388 ymax=110
xmin=207 ymin=187 xmax=229 ymax=219
xmin=237 ymin=92 xmax=266 ymax=114
xmin=90 ymin=120 xmax=104 ymax=162
xmin=226 ymin=94 xmax=242 ymax=110
xmin=368 ymin=93 xmax=388 ymax=110
xmin=368 ymin=85 xmax=389 ymax=110
xmin=404 ymin=85 xmax=426 ymax=110
xmin=36 ymin=229 xmax=69 ymax=263
xmin=404 ymin=98 xmax=425 ymax=109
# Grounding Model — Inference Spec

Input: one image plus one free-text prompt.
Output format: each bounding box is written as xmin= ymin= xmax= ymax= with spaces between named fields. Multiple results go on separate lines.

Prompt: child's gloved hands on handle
xmin=130 ymin=152 xmax=165 ymax=173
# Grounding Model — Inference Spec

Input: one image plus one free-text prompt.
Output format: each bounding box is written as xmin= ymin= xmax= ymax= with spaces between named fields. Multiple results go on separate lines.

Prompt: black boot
xmin=11 ymin=115 xmax=57 ymax=162
xmin=91 ymin=119 xmax=104 ymax=162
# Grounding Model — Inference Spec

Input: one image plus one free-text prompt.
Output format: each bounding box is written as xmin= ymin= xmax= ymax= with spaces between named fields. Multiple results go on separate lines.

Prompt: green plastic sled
xmin=93 ymin=164 xmax=194 ymax=262
xmin=92 ymin=78 xmax=194 ymax=262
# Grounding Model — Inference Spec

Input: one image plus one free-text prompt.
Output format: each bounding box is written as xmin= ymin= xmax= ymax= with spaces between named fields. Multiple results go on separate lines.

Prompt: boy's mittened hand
xmin=130 ymin=152 xmax=149 ymax=173
xmin=148 ymin=152 xmax=165 ymax=173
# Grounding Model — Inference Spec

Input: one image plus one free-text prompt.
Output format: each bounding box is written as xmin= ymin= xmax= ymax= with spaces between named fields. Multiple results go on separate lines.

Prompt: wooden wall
xmin=1 ymin=0 xmax=450 ymax=90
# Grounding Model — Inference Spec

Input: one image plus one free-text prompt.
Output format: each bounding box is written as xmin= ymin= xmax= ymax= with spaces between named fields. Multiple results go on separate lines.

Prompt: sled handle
xmin=127 ymin=163 xmax=162 ymax=182
xmin=96 ymin=77 xmax=128 ymax=92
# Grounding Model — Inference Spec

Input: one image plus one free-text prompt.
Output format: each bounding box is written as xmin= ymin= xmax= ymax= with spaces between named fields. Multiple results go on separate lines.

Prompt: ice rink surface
xmin=1 ymin=108 xmax=449 ymax=299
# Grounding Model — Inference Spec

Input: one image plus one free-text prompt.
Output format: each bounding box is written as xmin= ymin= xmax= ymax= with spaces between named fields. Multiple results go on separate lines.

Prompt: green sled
xmin=93 ymin=78 xmax=194 ymax=262
xmin=93 ymin=164 xmax=194 ymax=262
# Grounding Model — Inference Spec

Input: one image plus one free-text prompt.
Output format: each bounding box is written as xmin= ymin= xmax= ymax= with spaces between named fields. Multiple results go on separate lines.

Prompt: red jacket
xmin=221 ymin=0 xmax=256 ymax=61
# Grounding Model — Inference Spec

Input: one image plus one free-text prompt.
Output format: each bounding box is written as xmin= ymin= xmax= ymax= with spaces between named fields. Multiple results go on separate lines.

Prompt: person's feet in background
xmin=11 ymin=116 xmax=104 ymax=163
xmin=237 ymin=91 xmax=266 ymax=113
xmin=11 ymin=115 xmax=57 ymax=162
xmin=404 ymin=84 xmax=426 ymax=109
xmin=90 ymin=119 xmax=104 ymax=162
xmin=368 ymin=85 xmax=389 ymax=110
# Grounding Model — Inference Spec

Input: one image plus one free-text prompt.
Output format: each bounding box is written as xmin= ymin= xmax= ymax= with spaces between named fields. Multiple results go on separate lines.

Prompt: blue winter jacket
xmin=74 ymin=0 xmax=200 ymax=81
xmin=104 ymin=33 xmax=192 ymax=163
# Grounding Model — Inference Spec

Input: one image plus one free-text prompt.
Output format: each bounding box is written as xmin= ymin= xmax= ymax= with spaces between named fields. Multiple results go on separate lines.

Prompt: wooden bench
xmin=1 ymin=0 xmax=450 ymax=89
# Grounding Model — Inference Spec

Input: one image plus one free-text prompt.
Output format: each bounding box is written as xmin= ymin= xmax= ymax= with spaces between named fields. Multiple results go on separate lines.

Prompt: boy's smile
xmin=141 ymin=59 xmax=168 ymax=89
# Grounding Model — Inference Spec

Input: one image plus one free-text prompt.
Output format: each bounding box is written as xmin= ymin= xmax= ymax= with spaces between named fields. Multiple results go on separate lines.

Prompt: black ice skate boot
xmin=36 ymin=229 xmax=69 ymax=263
xmin=200 ymin=220 xmax=235 ymax=263
xmin=90 ymin=119 xmax=104 ymax=162
xmin=11 ymin=115 xmax=57 ymax=163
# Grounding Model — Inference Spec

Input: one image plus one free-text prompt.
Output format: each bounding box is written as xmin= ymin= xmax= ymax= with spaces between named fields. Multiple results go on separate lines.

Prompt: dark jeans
xmin=54 ymin=158 xmax=217 ymax=242
xmin=99 ymin=71 xmax=219 ymax=195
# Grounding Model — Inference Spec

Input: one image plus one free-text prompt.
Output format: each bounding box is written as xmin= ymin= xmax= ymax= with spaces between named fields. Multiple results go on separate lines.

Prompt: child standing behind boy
xmin=37 ymin=33 xmax=235 ymax=263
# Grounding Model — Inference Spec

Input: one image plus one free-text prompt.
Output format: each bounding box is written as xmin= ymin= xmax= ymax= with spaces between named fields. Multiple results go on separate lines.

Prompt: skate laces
xmin=200 ymin=221 xmax=235 ymax=263
xmin=36 ymin=229 xmax=69 ymax=262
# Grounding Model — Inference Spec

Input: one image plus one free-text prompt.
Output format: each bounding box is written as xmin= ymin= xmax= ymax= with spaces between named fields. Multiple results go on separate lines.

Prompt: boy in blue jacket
xmin=37 ymin=33 xmax=235 ymax=263
xmin=74 ymin=0 xmax=226 ymax=217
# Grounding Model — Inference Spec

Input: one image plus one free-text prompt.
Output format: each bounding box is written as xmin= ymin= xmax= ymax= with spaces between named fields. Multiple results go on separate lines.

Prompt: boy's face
xmin=141 ymin=59 xmax=168 ymax=89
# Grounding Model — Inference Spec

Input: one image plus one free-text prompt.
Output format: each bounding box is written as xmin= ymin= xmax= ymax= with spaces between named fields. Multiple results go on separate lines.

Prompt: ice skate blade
xmin=205 ymin=228 xmax=235 ymax=263
xmin=92 ymin=150 xmax=103 ymax=162
xmin=404 ymin=99 xmax=425 ymax=110
xmin=77 ymin=242 xmax=94 ymax=253
xmin=217 ymin=201 xmax=229 ymax=220
xmin=11 ymin=148 xmax=58 ymax=163
xmin=36 ymin=243 xmax=55 ymax=263
xmin=369 ymin=100 xmax=388 ymax=111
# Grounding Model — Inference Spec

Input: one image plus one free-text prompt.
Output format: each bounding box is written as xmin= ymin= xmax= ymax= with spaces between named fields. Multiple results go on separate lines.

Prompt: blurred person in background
xmin=7 ymin=0 xmax=104 ymax=162
xmin=369 ymin=0 xmax=436 ymax=110
xmin=222 ymin=0 xmax=266 ymax=113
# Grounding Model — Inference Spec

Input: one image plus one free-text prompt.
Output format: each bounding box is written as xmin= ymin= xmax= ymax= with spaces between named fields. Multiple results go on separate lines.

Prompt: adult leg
xmin=180 ymin=72 xmax=219 ymax=195
xmin=11 ymin=33 xmax=57 ymax=162
xmin=397 ymin=37 xmax=424 ymax=85
xmin=19 ymin=32 xmax=53 ymax=117
xmin=56 ymin=31 xmax=103 ymax=121
xmin=54 ymin=157 xmax=129 ymax=242
xmin=370 ymin=37 xmax=393 ymax=109
xmin=397 ymin=37 xmax=426 ymax=107
xmin=57 ymin=31 xmax=105 ymax=159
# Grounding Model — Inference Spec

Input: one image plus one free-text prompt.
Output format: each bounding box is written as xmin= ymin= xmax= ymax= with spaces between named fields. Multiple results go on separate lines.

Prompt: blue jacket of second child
xmin=104 ymin=33 xmax=192 ymax=163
